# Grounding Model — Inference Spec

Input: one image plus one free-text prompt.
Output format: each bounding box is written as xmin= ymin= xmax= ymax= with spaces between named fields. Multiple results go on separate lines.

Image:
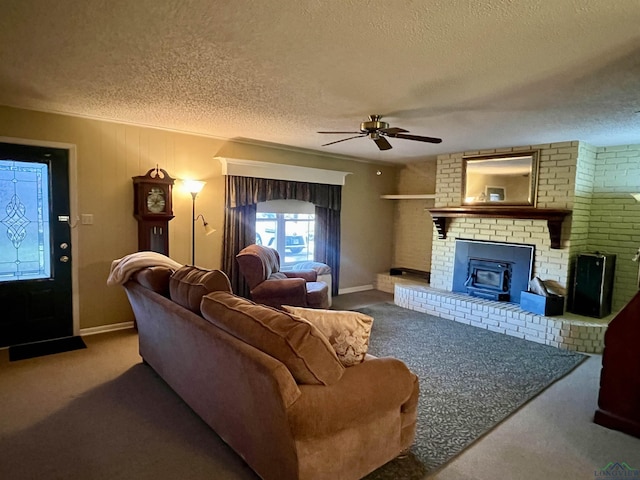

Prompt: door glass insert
xmin=0 ymin=160 xmax=51 ymax=281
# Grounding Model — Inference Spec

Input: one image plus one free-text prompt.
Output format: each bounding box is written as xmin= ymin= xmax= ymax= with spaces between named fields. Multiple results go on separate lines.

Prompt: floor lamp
xmin=184 ymin=180 xmax=215 ymax=265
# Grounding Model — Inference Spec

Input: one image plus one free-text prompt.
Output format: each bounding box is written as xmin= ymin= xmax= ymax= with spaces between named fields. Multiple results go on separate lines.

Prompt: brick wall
xmin=587 ymin=145 xmax=640 ymax=310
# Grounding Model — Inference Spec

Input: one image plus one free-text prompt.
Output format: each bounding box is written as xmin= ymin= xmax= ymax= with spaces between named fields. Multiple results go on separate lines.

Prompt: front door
xmin=0 ymin=142 xmax=73 ymax=347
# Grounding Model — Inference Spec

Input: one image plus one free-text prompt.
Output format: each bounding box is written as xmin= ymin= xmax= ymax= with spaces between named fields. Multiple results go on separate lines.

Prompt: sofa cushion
xmin=169 ymin=266 xmax=232 ymax=314
xmin=283 ymin=306 xmax=374 ymax=367
xmin=133 ymin=266 xmax=174 ymax=296
xmin=201 ymin=291 xmax=344 ymax=385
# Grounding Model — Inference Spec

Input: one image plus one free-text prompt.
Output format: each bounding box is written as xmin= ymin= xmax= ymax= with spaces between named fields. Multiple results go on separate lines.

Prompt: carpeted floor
xmin=360 ymin=303 xmax=587 ymax=479
xmin=0 ymin=298 xmax=605 ymax=480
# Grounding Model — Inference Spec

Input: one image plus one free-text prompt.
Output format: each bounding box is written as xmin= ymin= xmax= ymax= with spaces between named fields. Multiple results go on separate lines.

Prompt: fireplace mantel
xmin=427 ymin=207 xmax=572 ymax=249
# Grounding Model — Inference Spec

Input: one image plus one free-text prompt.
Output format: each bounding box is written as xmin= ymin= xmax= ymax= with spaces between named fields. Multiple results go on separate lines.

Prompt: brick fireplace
xmin=379 ymin=141 xmax=614 ymax=354
xmin=430 ymin=142 xmax=588 ymax=295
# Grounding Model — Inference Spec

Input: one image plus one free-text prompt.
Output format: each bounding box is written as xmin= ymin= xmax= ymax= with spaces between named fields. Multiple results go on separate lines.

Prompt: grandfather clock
xmin=132 ymin=167 xmax=175 ymax=255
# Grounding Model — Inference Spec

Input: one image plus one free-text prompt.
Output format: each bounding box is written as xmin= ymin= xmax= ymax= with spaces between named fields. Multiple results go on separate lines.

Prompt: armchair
xmin=236 ymin=244 xmax=330 ymax=309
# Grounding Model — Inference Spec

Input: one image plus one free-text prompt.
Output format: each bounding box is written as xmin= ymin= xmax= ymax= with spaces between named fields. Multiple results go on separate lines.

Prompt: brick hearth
xmin=375 ymin=273 xmax=610 ymax=354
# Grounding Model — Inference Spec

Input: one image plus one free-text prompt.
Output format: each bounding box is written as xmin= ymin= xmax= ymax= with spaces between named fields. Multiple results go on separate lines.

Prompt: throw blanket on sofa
xmin=107 ymin=251 xmax=183 ymax=286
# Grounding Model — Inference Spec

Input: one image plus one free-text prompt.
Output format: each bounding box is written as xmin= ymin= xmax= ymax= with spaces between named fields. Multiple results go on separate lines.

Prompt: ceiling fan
xmin=318 ymin=114 xmax=442 ymax=151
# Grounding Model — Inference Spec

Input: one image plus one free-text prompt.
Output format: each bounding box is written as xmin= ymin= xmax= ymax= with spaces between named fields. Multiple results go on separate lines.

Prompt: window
xmin=256 ymin=200 xmax=314 ymax=267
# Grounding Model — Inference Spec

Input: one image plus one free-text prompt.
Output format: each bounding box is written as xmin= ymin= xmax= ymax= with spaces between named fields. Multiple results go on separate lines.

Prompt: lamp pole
xmin=184 ymin=180 xmax=206 ymax=265
xmin=191 ymin=191 xmax=197 ymax=265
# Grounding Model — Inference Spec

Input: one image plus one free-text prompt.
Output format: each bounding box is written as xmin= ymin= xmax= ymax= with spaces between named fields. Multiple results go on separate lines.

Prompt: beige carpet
xmin=1 ymin=291 xmax=639 ymax=479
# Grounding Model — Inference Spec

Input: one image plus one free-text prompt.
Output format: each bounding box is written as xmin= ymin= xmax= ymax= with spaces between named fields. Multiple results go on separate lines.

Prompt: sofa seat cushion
xmin=305 ymin=281 xmax=330 ymax=309
xmin=169 ymin=266 xmax=232 ymax=314
xmin=283 ymin=306 xmax=373 ymax=367
xmin=201 ymin=291 xmax=344 ymax=385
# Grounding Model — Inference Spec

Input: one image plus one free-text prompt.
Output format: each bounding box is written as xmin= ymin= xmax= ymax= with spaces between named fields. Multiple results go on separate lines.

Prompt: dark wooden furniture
xmin=594 ymin=290 xmax=640 ymax=438
xmin=427 ymin=207 xmax=572 ymax=249
xmin=571 ymin=253 xmax=616 ymax=318
xmin=132 ymin=167 xmax=175 ymax=255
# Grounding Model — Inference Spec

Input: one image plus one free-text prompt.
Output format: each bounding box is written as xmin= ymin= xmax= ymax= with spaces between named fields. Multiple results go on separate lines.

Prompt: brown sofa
xmin=123 ymin=265 xmax=419 ymax=480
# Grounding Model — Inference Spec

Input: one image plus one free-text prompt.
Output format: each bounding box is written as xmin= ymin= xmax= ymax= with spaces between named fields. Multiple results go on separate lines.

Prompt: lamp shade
xmin=631 ymin=193 xmax=640 ymax=202
xmin=203 ymin=223 xmax=216 ymax=236
xmin=183 ymin=179 xmax=206 ymax=195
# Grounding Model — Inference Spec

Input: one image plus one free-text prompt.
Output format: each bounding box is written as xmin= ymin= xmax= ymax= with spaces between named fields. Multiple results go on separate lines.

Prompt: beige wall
xmin=0 ymin=106 xmax=398 ymax=330
xmin=391 ymin=160 xmax=437 ymax=271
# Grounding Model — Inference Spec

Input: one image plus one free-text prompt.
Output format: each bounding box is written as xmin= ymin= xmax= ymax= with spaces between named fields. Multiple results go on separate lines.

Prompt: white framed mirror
xmin=462 ymin=151 xmax=539 ymax=206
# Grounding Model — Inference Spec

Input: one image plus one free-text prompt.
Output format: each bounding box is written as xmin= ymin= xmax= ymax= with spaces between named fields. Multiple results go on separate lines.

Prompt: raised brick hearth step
xmin=376 ymin=273 xmax=611 ymax=354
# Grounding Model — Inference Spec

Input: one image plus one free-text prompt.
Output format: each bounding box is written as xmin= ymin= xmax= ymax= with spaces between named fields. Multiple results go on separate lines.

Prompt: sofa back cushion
xmin=169 ymin=266 xmax=233 ymax=314
xmin=133 ymin=266 xmax=174 ymax=296
xmin=201 ymin=291 xmax=344 ymax=385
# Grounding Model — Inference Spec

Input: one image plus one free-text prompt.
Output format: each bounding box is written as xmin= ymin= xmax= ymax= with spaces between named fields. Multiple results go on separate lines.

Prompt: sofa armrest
xmin=283 ymin=269 xmax=317 ymax=282
xmin=287 ymin=356 xmax=419 ymax=438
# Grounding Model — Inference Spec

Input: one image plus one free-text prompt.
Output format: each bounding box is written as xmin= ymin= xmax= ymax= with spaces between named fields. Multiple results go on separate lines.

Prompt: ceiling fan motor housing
xmin=361 ymin=117 xmax=389 ymax=133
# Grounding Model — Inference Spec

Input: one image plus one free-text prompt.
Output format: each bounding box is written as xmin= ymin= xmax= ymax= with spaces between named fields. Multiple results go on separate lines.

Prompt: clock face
xmin=146 ymin=187 xmax=166 ymax=213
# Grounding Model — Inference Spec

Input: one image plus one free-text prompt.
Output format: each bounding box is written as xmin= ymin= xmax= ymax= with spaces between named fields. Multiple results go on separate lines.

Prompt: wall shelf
xmin=380 ymin=194 xmax=436 ymax=200
xmin=427 ymin=207 xmax=572 ymax=249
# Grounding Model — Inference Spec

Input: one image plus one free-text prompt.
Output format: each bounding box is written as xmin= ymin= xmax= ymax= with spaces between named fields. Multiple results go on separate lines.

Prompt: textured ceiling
xmin=1 ymin=0 xmax=639 ymax=164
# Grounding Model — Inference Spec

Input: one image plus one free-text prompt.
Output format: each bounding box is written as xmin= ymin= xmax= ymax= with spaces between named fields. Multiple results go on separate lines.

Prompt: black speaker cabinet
xmin=571 ymin=253 xmax=616 ymax=318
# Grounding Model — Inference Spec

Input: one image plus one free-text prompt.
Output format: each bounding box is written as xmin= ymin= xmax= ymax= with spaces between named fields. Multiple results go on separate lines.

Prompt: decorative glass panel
xmin=0 ymin=160 xmax=51 ymax=281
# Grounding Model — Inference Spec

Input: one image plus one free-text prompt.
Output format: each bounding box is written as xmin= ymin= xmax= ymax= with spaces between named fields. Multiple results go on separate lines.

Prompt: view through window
xmin=256 ymin=211 xmax=315 ymax=267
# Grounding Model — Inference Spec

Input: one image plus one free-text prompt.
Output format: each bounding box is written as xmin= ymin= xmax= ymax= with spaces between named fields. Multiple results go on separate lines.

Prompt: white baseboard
xmin=80 ymin=321 xmax=135 ymax=337
xmin=338 ymin=284 xmax=374 ymax=295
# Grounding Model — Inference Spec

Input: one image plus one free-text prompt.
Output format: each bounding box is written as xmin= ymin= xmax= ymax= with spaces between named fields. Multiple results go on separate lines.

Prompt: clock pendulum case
xmin=132 ymin=167 xmax=175 ymax=255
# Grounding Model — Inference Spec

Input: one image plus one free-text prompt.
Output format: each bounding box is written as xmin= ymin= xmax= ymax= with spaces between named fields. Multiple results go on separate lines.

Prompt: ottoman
xmin=293 ymin=261 xmax=332 ymax=307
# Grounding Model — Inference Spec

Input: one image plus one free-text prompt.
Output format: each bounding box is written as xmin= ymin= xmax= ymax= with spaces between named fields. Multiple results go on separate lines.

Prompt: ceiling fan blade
xmin=386 ymin=132 xmax=442 ymax=144
xmin=373 ymin=136 xmax=392 ymax=151
xmin=321 ymin=134 xmax=366 ymax=147
xmin=317 ymin=131 xmax=363 ymax=134
xmin=379 ymin=127 xmax=408 ymax=135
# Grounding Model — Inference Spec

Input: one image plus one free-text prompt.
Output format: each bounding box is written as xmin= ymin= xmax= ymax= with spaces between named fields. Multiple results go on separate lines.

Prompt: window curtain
xmin=222 ymin=175 xmax=341 ymax=298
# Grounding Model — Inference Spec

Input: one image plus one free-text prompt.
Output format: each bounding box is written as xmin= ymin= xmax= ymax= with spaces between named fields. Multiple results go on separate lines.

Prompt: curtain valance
xmin=227 ymin=176 xmax=341 ymax=210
